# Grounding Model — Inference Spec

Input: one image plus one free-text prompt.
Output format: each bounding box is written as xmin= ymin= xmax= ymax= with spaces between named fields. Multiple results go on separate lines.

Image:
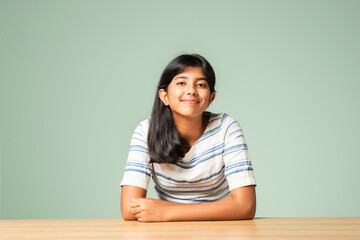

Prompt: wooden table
xmin=1 ymin=218 xmax=359 ymax=239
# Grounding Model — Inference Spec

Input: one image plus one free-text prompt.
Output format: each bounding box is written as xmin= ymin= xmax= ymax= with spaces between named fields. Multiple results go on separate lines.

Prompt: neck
xmin=172 ymin=112 xmax=209 ymax=148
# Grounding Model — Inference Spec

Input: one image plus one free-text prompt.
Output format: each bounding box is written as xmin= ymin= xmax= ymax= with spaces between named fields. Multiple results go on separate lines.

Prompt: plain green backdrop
xmin=0 ymin=0 xmax=359 ymax=219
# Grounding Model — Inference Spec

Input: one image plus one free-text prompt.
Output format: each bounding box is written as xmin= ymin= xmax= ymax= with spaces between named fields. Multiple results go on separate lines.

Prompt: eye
xmin=197 ymin=83 xmax=208 ymax=88
xmin=176 ymin=82 xmax=186 ymax=86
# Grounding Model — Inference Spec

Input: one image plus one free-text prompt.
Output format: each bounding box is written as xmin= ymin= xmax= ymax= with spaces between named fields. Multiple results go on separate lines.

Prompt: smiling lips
xmin=181 ymin=99 xmax=199 ymax=104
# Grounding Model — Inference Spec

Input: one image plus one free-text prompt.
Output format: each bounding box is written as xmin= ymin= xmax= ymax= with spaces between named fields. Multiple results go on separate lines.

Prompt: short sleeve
xmin=120 ymin=119 xmax=152 ymax=190
xmin=223 ymin=116 xmax=256 ymax=191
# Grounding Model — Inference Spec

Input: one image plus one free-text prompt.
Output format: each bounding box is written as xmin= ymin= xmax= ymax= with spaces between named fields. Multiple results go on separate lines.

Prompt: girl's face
xmin=159 ymin=67 xmax=216 ymax=119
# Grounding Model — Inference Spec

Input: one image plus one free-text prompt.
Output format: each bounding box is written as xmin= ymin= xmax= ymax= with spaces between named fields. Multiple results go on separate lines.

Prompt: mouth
xmin=181 ymin=99 xmax=200 ymax=104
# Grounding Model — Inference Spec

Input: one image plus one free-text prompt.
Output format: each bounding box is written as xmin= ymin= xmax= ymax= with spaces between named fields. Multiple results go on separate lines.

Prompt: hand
xmin=129 ymin=198 xmax=171 ymax=222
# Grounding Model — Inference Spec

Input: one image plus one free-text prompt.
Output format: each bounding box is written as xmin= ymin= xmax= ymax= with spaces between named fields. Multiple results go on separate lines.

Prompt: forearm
xmin=162 ymin=196 xmax=255 ymax=221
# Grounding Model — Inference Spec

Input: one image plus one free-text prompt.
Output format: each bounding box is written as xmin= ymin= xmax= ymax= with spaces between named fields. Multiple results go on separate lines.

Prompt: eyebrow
xmin=174 ymin=76 xmax=208 ymax=81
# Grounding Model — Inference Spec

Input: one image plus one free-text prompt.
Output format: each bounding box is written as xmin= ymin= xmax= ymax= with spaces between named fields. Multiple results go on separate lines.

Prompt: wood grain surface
xmin=1 ymin=217 xmax=359 ymax=239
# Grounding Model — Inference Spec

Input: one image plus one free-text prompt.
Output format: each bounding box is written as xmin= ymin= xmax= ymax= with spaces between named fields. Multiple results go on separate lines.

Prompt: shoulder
xmin=208 ymin=112 xmax=240 ymax=128
xmin=206 ymin=113 xmax=243 ymax=139
xmin=137 ymin=117 xmax=151 ymax=129
xmin=132 ymin=117 xmax=150 ymax=138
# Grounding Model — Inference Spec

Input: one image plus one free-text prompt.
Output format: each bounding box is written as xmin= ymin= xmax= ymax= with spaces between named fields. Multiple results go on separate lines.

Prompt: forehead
xmin=173 ymin=67 xmax=206 ymax=79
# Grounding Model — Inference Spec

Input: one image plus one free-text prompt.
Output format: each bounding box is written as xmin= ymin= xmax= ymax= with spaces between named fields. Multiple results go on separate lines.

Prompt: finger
xmin=130 ymin=207 xmax=142 ymax=214
xmin=129 ymin=200 xmax=140 ymax=208
xmin=134 ymin=212 xmax=142 ymax=219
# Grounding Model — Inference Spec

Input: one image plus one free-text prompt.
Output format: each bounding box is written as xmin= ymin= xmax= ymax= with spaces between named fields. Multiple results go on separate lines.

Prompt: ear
xmin=208 ymin=92 xmax=216 ymax=106
xmin=158 ymin=89 xmax=169 ymax=106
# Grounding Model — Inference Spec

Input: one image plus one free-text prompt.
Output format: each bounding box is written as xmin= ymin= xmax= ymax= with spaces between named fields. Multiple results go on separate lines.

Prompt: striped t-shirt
xmin=120 ymin=112 xmax=256 ymax=204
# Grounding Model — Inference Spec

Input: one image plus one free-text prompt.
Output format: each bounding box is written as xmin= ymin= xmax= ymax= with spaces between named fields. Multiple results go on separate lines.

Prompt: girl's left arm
xmin=129 ymin=185 xmax=256 ymax=222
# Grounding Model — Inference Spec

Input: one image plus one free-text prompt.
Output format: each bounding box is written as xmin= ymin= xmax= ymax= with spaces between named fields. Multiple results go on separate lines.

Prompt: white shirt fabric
xmin=120 ymin=112 xmax=256 ymax=204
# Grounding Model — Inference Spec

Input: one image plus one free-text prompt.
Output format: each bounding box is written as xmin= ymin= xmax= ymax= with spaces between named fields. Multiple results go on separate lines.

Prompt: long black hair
xmin=148 ymin=54 xmax=216 ymax=164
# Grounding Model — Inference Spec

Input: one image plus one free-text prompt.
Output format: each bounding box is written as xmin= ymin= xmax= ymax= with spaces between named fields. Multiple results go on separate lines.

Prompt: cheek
xmin=167 ymin=88 xmax=183 ymax=100
xmin=200 ymin=91 xmax=211 ymax=101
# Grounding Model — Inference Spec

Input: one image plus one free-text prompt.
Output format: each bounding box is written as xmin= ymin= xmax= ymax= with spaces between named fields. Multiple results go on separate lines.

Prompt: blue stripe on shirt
xmin=129 ymin=145 xmax=148 ymax=154
xmin=225 ymin=160 xmax=252 ymax=172
xmin=223 ymin=144 xmax=248 ymax=154
xmin=228 ymin=129 xmax=243 ymax=138
xmin=132 ymin=131 xmax=144 ymax=138
xmin=131 ymin=137 xmax=147 ymax=145
xmin=225 ymin=120 xmax=237 ymax=133
xmin=124 ymin=168 xmax=151 ymax=177
xmin=175 ymin=149 xmax=224 ymax=169
xmin=177 ymin=142 xmax=224 ymax=166
xmin=126 ymin=162 xmax=150 ymax=170
xmin=225 ymin=167 xmax=254 ymax=177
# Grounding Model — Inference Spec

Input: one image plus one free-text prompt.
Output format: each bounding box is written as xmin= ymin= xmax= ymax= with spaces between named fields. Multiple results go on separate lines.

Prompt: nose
xmin=186 ymin=84 xmax=197 ymax=95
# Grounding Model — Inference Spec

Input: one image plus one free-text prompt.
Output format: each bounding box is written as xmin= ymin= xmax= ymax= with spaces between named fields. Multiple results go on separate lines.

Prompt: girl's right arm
xmin=121 ymin=185 xmax=147 ymax=220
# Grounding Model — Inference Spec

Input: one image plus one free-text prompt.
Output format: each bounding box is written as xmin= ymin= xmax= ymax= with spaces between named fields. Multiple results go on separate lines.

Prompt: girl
xmin=121 ymin=54 xmax=256 ymax=222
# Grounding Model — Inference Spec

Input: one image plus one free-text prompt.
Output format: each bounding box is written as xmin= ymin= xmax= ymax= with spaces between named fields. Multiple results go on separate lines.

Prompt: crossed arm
xmin=121 ymin=185 xmax=256 ymax=222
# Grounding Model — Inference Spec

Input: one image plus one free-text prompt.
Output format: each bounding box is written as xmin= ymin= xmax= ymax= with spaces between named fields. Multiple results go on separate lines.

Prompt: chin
xmin=175 ymin=111 xmax=205 ymax=118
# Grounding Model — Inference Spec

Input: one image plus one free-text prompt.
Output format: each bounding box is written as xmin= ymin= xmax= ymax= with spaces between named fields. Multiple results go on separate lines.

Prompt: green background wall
xmin=0 ymin=0 xmax=359 ymax=219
